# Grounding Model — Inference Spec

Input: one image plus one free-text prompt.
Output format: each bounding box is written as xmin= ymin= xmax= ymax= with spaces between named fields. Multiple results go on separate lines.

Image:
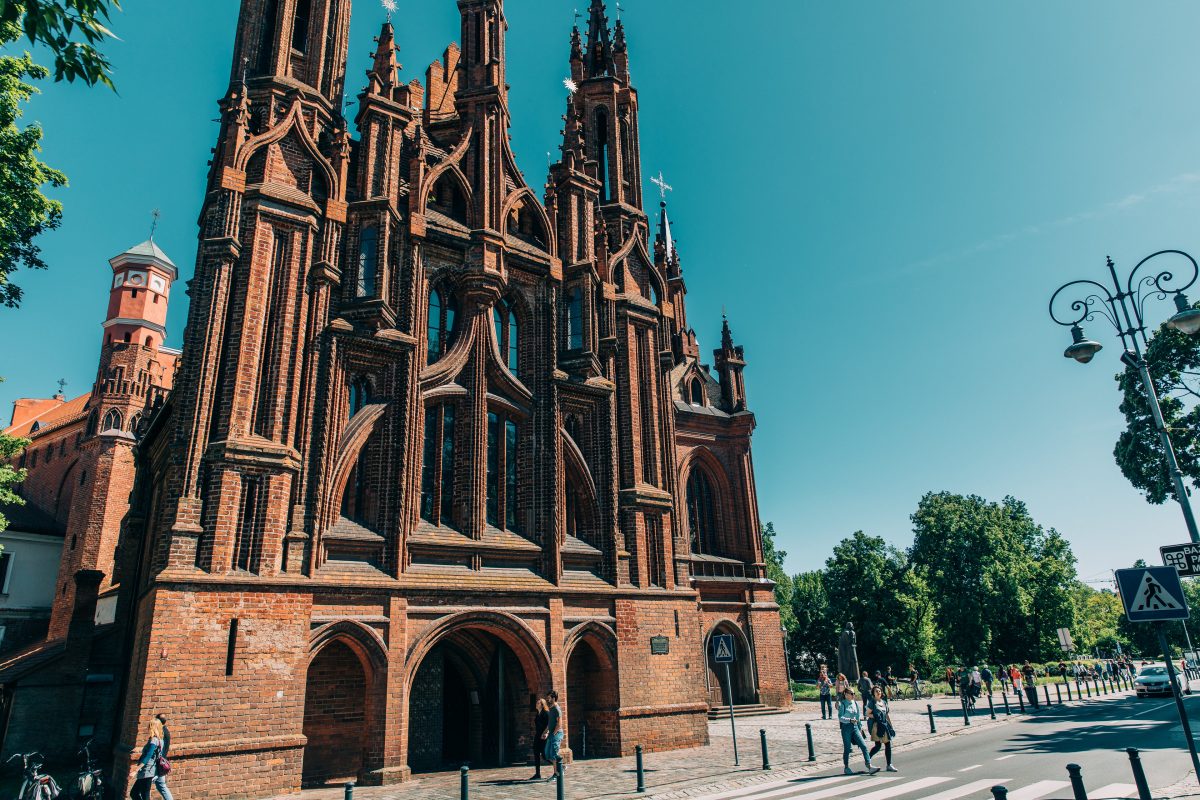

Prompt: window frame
xmin=427 ymin=287 xmax=458 ymax=365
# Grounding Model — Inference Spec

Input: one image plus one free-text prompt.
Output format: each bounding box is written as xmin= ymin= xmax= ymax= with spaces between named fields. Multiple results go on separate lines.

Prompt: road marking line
xmin=917 ymin=779 xmax=1012 ymax=800
xmin=995 ymin=755 xmax=1018 ymax=761
xmin=839 ymin=777 xmax=953 ymax=800
xmin=686 ymin=775 xmax=859 ymax=800
xmin=1128 ymin=699 xmax=1178 ymax=717
xmin=1005 ymin=780 xmax=1071 ymax=800
xmin=739 ymin=777 xmax=900 ymax=800
xmin=958 ymin=765 xmax=982 ymax=772
xmin=1090 ymin=783 xmax=1137 ymax=799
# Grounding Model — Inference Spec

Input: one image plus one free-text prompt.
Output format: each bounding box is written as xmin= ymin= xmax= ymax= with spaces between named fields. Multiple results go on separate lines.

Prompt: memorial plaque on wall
xmin=650 ymin=635 xmax=670 ymax=655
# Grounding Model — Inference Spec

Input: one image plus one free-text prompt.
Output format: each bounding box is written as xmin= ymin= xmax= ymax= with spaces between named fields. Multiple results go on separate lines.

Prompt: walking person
xmin=945 ymin=666 xmax=957 ymax=696
xmin=818 ymin=666 xmax=834 ymax=720
xmin=153 ymin=713 xmax=172 ymax=800
xmin=1022 ymin=661 xmax=1039 ymax=709
xmin=866 ymin=686 xmax=898 ymax=772
xmin=980 ymin=665 xmax=993 ymax=696
xmin=908 ymin=663 xmax=922 ymax=698
xmin=837 ymin=688 xmax=880 ymax=776
xmin=835 ymin=671 xmax=850 ymax=697
xmin=542 ymin=691 xmax=565 ymax=781
xmin=130 ymin=717 xmax=165 ymax=800
xmin=530 ymin=698 xmax=550 ymax=780
xmin=1010 ymin=664 xmax=1023 ymax=695
xmin=858 ymin=670 xmax=874 ymax=700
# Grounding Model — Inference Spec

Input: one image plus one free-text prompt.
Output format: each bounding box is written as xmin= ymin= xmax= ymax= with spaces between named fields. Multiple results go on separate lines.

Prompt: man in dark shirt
xmin=858 ymin=670 xmax=873 ymax=700
xmin=542 ymin=691 xmax=565 ymax=781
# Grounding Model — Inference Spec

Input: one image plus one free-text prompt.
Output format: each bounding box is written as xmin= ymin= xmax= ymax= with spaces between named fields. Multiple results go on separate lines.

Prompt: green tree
xmin=0 ymin=379 xmax=28 ymax=533
xmin=822 ymin=531 xmax=933 ymax=675
xmin=788 ymin=570 xmax=834 ymax=676
xmin=0 ymin=1 xmax=121 ymax=88
xmin=909 ymin=492 xmax=1044 ymax=665
xmin=1071 ymin=582 xmax=1125 ymax=655
xmin=1026 ymin=528 xmax=1078 ymax=660
xmin=761 ymin=522 xmax=796 ymax=631
xmin=0 ymin=50 xmax=65 ymax=307
xmin=1113 ymin=310 xmax=1200 ymax=505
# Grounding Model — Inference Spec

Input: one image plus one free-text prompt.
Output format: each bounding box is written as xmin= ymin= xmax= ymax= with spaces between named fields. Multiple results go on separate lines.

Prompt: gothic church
xmin=0 ymin=1 xmax=787 ymax=796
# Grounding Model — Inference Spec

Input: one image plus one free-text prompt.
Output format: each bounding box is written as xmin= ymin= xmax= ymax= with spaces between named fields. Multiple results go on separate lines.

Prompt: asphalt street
xmin=692 ymin=690 xmax=1200 ymax=800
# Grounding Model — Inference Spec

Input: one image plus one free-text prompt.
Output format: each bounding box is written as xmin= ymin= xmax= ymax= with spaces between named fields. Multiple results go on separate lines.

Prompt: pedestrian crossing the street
xmin=689 ymin=772 xmax=1141 ymax=800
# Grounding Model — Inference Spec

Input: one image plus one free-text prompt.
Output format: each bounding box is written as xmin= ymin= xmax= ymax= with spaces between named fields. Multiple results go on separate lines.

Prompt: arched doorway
xmin=302 ymin=640 xmax=369 ymax=786
xmin=407 ymin=619 xmax=549 ymax=773
xmin=565 ymin=628 xmax=620 ymax=759
xmin=706 ymin=622 xmax=757 ymax=707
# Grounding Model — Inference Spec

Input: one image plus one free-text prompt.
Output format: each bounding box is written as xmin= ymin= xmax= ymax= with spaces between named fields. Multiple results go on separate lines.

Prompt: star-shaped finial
xmin=382 ymin=0 xmax=397 ymax=20
xmin=564 ymin=78 xmax=578 ymax=94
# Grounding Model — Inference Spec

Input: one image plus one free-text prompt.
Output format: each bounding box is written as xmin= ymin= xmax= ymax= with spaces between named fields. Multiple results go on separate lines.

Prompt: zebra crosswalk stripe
xmin=915 ymin=778 xmax=1013 ymax=800
xmin=1089 ymin=784 xmax=1138 ymax=799
xmin=1004 ymin=780 xmax=1071 ymax=800
xmin=736 ymin=777 xmax=898 ymax=800
xmin=838 ymin=776 xmax=953 ymax=800
xmin=686 ymin=774 xmax=861 ymax=800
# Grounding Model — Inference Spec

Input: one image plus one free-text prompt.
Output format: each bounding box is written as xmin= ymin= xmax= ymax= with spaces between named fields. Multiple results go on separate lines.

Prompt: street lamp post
xmin=1048 ymin=250 xmax=1200 ymax=544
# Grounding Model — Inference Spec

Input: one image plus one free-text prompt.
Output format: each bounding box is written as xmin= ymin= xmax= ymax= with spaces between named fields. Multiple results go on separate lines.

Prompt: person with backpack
xmin=130 ymin=717 xmax=166 ymax=800
xmin=542 ymin=691 xmax=566 ymax=782
xmin=818 ymin=665 xmax=835 ymax=720
xmin=866 ymin=685 xmax=898 ymax=772
xmin=980 ymin=665 xmax=994 ymax=696
xmin=837 ymin=688 xmax=880 ymax=776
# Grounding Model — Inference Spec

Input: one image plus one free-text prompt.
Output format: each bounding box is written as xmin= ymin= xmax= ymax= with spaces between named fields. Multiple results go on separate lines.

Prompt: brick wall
xmin=302 ymin=640 xmax=367 ymax=785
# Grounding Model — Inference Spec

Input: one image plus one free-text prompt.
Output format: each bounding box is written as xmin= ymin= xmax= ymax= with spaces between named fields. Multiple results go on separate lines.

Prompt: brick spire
xmin=585 ymin=0 xmax=615 ymax=78
xmin=366 ymin=21 xmax=400 ymax=96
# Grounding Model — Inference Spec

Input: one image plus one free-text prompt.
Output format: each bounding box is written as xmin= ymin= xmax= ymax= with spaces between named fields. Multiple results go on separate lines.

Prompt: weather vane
xmin=616 ymin=1 xmax=624 ymax=20
xmin=382 ymin=0 xmax=397 ymax=21
xmin=650 ymin=171 xmax=673 ymax=202
xmin=57 ymin=378 xmax=67 ymax=395
xmin=573 ymin=8 xmax=582 ymax=25
xmin=149 ymin=209 xmax=161 ymax=241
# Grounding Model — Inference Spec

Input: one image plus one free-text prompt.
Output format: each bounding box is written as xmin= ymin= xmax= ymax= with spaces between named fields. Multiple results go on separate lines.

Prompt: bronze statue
xmin=838 ymin=622 xmax=859 ymax=682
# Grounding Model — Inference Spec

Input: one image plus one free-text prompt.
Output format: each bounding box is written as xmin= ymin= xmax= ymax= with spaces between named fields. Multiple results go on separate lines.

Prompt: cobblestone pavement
xmin=273 ymin=689 xmax=1140 ymax=800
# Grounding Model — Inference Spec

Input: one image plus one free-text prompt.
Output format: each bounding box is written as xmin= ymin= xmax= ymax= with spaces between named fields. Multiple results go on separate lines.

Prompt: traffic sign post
xmin=1116 ymin=566 xmax=1200 ymax=778
xmin=712 ymin=634 xmax=739 ymax=766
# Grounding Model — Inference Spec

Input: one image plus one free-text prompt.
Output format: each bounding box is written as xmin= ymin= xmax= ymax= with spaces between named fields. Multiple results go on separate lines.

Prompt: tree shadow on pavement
xmin=1000 ymin=721 xmax=1169 ymax=755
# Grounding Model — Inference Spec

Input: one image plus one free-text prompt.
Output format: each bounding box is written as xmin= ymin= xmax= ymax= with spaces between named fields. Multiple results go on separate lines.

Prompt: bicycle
xmin=7 ymin=752 xmax=61 ymax=800
xmin=70 ymin=740 xmax=105 ymax=800
xmin=894 ymin=679 xmax=931 ymax=700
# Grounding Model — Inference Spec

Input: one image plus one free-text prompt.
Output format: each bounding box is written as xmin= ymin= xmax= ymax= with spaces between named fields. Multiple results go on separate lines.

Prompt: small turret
xmin=714 ymin=315 xmax=748 ymax=412
xmin=366 ymin=21 xmax=400 ymax=97
xmin=585 ymin=0 xmax=615 ymax=78
xmin=103 ymin=237 xmax=177 ymax=352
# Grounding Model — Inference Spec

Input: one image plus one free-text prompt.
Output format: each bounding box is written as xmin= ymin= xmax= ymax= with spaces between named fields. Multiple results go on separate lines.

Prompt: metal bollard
xmin=927 ymin=704 xmax=936 ymax=733
xmin=1085 ymin=680 xmax=1091 ymax=698
xmin=460 ymin=766 xmax=469 ymax=800
xmin=1076 ymin=679 xmax=1082 ymax=699
xmin=636 ymin=745 xmax=646 ymax=793
xmin=1126 ymin=748 xmax=1151 ymax=800
xmin=556 ymin=760 xmax=565 ymax=800
xmin=1002 ymin=692 xmax=1011 ymax=715
xmin=991 ymin=786 xmax=1009 ymax=800
xmin=962 ymin=697 xmax=971 ymax=726
xmin=344 ymin=783 xmax=354 ymax=800
xmin=1017 ymin=689 xmax=1026 ymax=713
xmin=1044 ymin=685 xmax=1052 ymax=707
xmin=1056 ymin=684 xmax=1062 ymax=705
xmin=760 ymin=729 xmax=771 ymax=771
xmin=806 ymin=722 xmax=816 ymax=761
xmin=987 ymin=693 xmax=996 ymax=719
xmin=1067 ymin=763 xmax=1088 ymax=800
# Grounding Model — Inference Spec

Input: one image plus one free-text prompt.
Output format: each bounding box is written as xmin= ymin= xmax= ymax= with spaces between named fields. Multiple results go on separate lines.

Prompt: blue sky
xmin=2 ymin=0 xmax=1199 ymax=583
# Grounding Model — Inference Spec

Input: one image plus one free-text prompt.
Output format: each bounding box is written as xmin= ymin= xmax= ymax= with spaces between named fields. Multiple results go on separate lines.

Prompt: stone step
xmin=707 ymin=703 xmax=790 ymax=720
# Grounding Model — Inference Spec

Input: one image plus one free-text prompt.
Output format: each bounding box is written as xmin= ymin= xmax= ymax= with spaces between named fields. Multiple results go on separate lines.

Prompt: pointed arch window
xmin=348 ymin=377 xmax=370 ymax=419
xmin=356 ymin=225 xmax=378 ymax=297
xmin=291 ymin=0 xmax=311 ymax=53
xmin=101 ymin=409 xmax=123 ymax=432
xmin=420 ymin=403 xmax=456 ymax=527
xmin=487 ymin=411 xmax=520 ymax=531
xmin=689 ymin=378 xmax=704 ymax=406
xmin=427 ymin=287 xmax=458 ymax=364
xmin=595 ymin=107 xmax=610 ymax=204
xmin=686 ymin=468 xmax=718 ymax=557
xmin=565 ymin=287 xmax=583 ymax=350
xmin=493 ymin=301 xmax=520 ymax=372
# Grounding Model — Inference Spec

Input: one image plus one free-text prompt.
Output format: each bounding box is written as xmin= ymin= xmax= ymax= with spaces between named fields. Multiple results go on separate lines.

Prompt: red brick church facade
xmin=1 ymin=1 xmax=787 ymax=797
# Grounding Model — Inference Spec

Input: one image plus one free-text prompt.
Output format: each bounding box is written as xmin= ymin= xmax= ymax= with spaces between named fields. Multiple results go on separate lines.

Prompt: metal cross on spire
xmin=382 ymin=0 xmax=397 ymax=21
xmin=149 ymin=209 xmax=161 ymax=241
xmin=574 ymin=7 xmax=582 ymax=24
xmin=616 ymin=1 xmax=623 ymax=20
xmin=56 ymin=378 xmax=68 ymax=395
xmin=651 ymin=171 xmax=673 ymax=202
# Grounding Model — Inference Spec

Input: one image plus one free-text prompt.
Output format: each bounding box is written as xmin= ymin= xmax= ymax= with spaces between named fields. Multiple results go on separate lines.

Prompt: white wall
xmin=0 ymin=530 xmax=64 ymax=610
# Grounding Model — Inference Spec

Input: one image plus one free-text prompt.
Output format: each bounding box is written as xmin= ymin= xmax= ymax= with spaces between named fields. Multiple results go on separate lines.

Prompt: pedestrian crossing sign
xmin=1116 ymin=566 xmax=1190 ymax=622
xmin=712 ymin=633 xmax=736 ymax=663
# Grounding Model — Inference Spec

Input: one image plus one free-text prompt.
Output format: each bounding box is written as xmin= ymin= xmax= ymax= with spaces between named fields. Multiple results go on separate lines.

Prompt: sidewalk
xmin=273 ymin=687 xmax=1133 ymax=800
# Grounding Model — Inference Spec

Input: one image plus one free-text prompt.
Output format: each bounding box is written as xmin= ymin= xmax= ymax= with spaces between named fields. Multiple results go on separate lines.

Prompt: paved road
xmin=692 ymin=691 xmax=1200 ymax=800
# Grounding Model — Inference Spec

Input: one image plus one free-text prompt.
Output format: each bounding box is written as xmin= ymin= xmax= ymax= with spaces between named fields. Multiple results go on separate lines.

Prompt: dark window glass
xmin=690 ymin=379 xmax=704 ymax=406
xmin=505 ymin=419 xmax=518 ymax=530
xmin=349 ymin=378 xmax=369 ymax=419
xmin=686 ymin=470 xmax=718 ymax=556
xmin=440 ymin=405 xmax=455 ymax=524
xmin=427 ymin=288 xmax=458 ymax=364
xmin=566 ymin=288 xmax=583 ymax=350
xmin=486 ymin=412 xmax=499 ymax=526
xmin=420 ymin=408 xmax=438 ymax=522
xmin=291 ymin=0 xmax=311 ymax=52
xmin=493 ymin=302 xmax=521 ymax=372
xmin=357 ymin=226 xmax=378 ymax=297
xmin=0 ymin=551 xmax=11 ymax=593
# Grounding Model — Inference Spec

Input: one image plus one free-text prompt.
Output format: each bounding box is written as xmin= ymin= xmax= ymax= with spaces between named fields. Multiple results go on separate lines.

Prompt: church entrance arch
xmin=302 ymin=624 xmax=385 ymax=787
xmin=406 ymin=613 xmax=551 ymax=773
xmin=705 ymin=622 xmax=757 ymax=707
xmin=564 ymin=625 xmax=620 ymax=759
